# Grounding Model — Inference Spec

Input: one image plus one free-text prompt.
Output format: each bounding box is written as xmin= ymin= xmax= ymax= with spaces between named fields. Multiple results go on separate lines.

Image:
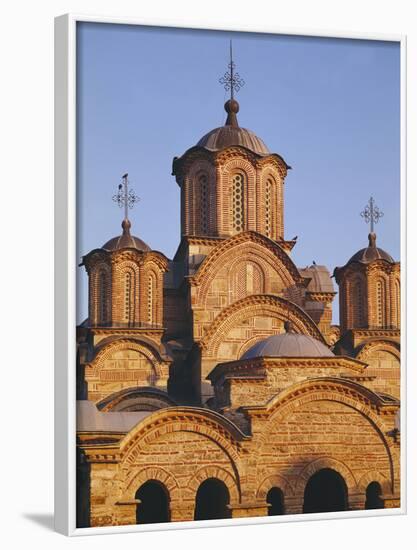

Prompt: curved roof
xmin=196 ymin=98 xmax=270 ymax=157
xmin=102 ymin=219 xmax=151 ymax=252
xmin=197 ymin=125 xmax=270 ymax=156
xmin=347 ymin=233 xmax=394 ymax=265
xmin=300 ymin=263 xmax=334 ymax=293
xmin=242 ymin=329 xmax=334 ymax=359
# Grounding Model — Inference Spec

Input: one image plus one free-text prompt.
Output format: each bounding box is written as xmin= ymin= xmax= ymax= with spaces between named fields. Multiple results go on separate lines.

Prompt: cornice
xmin=241 ymin=376 xmax=400 ymax=420
xmin=172 ymin=145 xmax=289 ymax=181
xmin=208 ymin=355 xmax=367 ymax=383
xmin=351 ymin=329 xmax=400 ymax=339
xmin=306 ymin=291 xmax=337 ymax=302
xmin=189 ymin=230 xmax=303 ymax=287
xmin=334 ymin=259 xmax=400 ymax=283
xmin=87 ymin=326 xmax=165 ymax=336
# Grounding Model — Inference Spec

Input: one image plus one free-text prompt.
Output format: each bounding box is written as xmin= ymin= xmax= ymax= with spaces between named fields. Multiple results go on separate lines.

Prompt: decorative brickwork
xmin=84 ymin=338 xmax=170 ymax=402
xmin=77 ymin=98 xmax=400 ymax=527
xmin=79 ymin=379 xmax=399 ymax=526
xmin=173 ymin=145 xmax=287 ymax=240
xmin=335 ymin=239 xmax=400 ymax=334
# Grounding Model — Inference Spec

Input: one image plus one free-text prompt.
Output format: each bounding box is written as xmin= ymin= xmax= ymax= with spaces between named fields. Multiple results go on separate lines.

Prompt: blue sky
xmin=76 ymin=22 xmax=400 ymax=324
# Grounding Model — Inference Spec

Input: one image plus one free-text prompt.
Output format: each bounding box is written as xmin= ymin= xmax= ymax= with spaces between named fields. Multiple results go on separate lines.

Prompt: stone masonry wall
xmin=85 ymin=394 xmax=399 ymax=526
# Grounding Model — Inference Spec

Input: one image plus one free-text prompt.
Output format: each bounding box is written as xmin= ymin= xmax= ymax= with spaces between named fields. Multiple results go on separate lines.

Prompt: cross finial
xmin=360 ymin=196 xmax=384 ymax=234
xmin=219 ymin=40 xmax=245 ymax=100
xmin=112 ymin=173 xmax=140 ymax=222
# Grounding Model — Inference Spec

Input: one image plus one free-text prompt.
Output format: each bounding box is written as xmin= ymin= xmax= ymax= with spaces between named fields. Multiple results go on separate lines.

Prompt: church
xmin=76 ymin=53 xmax=401 ymax=528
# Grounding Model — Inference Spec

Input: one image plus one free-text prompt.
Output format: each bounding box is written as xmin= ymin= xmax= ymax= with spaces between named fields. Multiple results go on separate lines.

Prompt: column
xmin=114 ymin=499 xmax=140 ymax=526
xmin=228 ymin=502 xmax=270 ymax=519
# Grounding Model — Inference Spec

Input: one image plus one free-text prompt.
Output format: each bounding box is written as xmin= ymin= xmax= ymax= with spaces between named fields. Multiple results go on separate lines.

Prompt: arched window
xmin=376 ymin=279 xmax=387 ymax=327
xmin=265 ymin=178 xmax=272 ymax=238
xmin=231 ymin=262 xmax=264 ymax=303
xmin=232 ymin=173 xmax=245 ymax=232
xmin=394 ymin=279 xmax=400 ymax=328
xmin=265 ymin=177 xmax=277 ymax=239
xmin=346 ymin=275 xmax=366 ymax=329
xmin=98 ymin=270 xmax=108 ymax=325
xmin=365 ymin=482 xmax=383 ymax=510
xmin=303 ymin=468 xmax=348 ymax=514
xmin=199 ymin=173 xmax=209 ymax=234
xmin=351 ymin=277 xmax=364 ymax=328
xmin=124 ymin=271 xmax=132 ymax=324
xmin=194 ymin=478 xmax=231 ymax=521
xmin=136 ymin=481 xmax=170 ymax=524
xmin=147 ymin=273 xmax=157 ymax=325
xmin=267 ymin=487 xmax=285 ymax=516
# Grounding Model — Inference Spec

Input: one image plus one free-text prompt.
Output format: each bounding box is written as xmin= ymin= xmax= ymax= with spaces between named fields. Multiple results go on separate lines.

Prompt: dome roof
xmin=197 ymin=125 xmax=270 ymax=156
xmin=242 ymin=327 xmax=333 ymax=360
xmin=347 ymin=233 xmax=394 ymax=265
xmin=196 ymin=99 xmax=270 ymax=157
xmin=102 ymin=219 xmax=150 ymax=252
xmin=299 ymin=263 xmax=334 ymax=293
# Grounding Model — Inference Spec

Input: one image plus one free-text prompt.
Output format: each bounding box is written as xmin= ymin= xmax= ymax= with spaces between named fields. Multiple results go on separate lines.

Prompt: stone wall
xmin=85 ymin=341 xmax=170 ymax=402
xmin=363 ymin=350 xmax=401 ymax=399
xmin=82 ymin=387 xmax=399 ymax=526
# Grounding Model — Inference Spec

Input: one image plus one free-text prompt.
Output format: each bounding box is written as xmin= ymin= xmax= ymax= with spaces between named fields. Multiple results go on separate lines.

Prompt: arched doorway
xmin=194 ymin=478 xmax=231 ymax=520
xmin=365 ymin=482 xmax=384 ymax=510
xmin=303 ymin=468 xmax=348 ymax=514
xmin=267 ymin=487 xmax=285 ymax=516
xmin=135 ymin=480 xmax=170 ymax=524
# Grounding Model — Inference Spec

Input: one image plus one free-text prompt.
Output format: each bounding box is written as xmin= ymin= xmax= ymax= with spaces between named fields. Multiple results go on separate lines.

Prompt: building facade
xmin=76 ymin=92 xmax=400 ymax=528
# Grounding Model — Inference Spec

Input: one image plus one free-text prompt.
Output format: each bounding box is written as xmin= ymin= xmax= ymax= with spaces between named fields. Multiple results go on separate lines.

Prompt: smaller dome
xmin=102 ymin=219 xmax=151 ymax=252
xmin=300 ymin=263 xmax=334 ymax=293
xmin=347 ymin=233 xmax=394 ymax=265
xmin=242 ymin=329 xmax=333 ymax=360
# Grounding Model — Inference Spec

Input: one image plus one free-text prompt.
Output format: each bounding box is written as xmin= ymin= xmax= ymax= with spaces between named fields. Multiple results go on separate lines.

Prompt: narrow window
xmin=99 ymin=271 xmax=107 ymax=324
xmin=376 ymin=280 xmax=386 ymax=327
xmin=232 ymin=173 xmax=244 ymax=232
xmin=353 ymin=279 xmax=364 ymax=328
xmin=394 ymin=279 xmax=400 ymax=327
xmin=348 ymin=278 xmax=365 ymax=328
xmin=124 ymin=272 xmax=132 ymax=323
xmin=267 ymin=487 xmax=285 ymax=516
xmin=365 ymin=482 xmax=383 ymax=510
xmin=147 ymin=274 xmax=156 ymax=325
xmin=232 ymin=262 xmax=264 ymax=303
xmin=199 ymin=174 xmax=209 ymax=234
xmin=265 ymin=178 xmax=272 ymax=238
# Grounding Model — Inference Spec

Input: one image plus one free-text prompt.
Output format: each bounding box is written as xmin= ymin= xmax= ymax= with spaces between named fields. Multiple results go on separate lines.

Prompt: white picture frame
xmin=54 ymin=13 xmax=407 ymax=536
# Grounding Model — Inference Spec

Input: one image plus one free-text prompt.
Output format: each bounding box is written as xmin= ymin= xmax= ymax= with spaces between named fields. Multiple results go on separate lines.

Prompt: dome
xmin=242 ymin=328 xmax=333 ymax=360
xmin=299 ymin=263 xmax=334 ymax=293
xmin=196 ymin=98 xmax=270 ymax=157
xmin=197 ymin=125 xmax=270 ymax=156
xmin=347 ymin=233 xmax=394 ymax=265
xmin=102 ymin=219 xmax=151 ymax=252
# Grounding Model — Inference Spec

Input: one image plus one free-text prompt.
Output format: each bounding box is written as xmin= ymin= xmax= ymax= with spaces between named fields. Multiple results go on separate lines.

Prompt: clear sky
xmin=76 ymin=22 xmax=400 ymax=324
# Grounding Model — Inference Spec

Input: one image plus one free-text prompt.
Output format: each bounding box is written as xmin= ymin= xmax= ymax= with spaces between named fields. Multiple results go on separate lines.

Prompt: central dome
xmin=197 ymin=125 xmax=270 ymax=156
xmin=196 ymin=98 xmax=270 ymax=157
xmin=242 ymin=331 xmax=333 ymax=359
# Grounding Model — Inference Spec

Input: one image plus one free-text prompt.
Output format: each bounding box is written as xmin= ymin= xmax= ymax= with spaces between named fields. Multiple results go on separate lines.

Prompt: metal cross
xmin=219 ymin=40 xmax=245 ymax=100
xmin=112 ymin=173 xmax=140 ymax=221
xmin=360 ymin=196 xmax=384 ymax=233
